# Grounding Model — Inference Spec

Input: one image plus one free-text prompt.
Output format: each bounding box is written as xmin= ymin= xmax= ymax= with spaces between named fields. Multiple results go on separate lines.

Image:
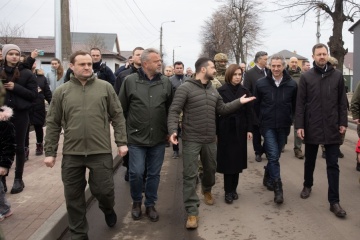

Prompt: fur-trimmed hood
xmin=0 ymin=106 xmax=13 ymax=121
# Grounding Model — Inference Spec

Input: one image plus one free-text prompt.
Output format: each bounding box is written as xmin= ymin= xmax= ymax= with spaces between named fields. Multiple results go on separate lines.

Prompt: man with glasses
xmin=243 ymin=51 xmax=268 ymax=163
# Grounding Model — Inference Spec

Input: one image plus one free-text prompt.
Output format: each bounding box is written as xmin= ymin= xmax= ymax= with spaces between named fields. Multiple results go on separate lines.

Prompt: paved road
xmin=61 ymin=125 xmax=360 ymax=240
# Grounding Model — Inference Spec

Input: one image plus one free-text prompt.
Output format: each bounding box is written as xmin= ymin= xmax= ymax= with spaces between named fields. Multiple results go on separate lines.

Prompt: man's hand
xmin=354 ymin=119 xmax=360 ymax=124
xmin=339 ymin=126 xmax=347 ymax=134
xmin=44 ymin=156 xmax=56 ymax=168
xmin=0 ymin=167 xmax=8 ymax=176
xmin=118 ymin=145 xmax=128 ymax=157
xmin=169 ymin=132 xmax=178 ymax=145
xmin=297 ymin=129 xmax=305 ymax=140
xmin=239 ymin=94 xmax=256 ymax=104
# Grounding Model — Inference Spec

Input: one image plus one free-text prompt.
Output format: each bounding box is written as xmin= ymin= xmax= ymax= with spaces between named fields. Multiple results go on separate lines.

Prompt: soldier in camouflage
xmin=214 ymin=53 xmax=228 ymax=85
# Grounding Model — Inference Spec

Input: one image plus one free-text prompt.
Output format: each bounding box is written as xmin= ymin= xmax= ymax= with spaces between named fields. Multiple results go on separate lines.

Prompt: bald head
xmin=289 ymin=57 xmax=298 ymax=71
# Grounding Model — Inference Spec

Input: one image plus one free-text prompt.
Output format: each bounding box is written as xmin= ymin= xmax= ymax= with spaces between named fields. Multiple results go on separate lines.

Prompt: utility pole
xmin=159 ymin=20 xmax=175 ymax=58
xmin=61 ymin=0 xmax=71 ymax=64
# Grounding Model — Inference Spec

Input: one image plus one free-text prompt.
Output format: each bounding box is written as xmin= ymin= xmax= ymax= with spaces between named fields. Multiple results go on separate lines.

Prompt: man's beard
xmin=205 ymin=72 xmax=214 ymax=81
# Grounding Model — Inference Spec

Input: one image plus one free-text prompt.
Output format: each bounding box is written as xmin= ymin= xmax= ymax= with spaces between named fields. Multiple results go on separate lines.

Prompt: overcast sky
xmin=0 ymin=0 xmax=356 ymax=69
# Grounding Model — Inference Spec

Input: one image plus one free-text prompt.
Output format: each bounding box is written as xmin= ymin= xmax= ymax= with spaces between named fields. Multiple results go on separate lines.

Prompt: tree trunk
xmin=327 ymin=0 xmax=347 ymax=72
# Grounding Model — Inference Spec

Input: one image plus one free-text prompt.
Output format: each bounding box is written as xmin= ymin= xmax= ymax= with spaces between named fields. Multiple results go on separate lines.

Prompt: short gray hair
xmin=141 ymin=48 xmax=160 ymax=63
xmin=268 ymin=54 xmax=287 ymax=67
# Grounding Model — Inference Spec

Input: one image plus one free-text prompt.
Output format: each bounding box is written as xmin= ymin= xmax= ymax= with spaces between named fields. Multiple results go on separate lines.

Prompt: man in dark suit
xmin=243 ymin=51 xmax=268 ymax=162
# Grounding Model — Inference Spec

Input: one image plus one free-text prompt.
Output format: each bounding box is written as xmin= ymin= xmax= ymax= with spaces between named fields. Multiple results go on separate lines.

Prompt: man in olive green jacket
xmin=119 ymin=48 xmax=173 ymax=223
xmin=44 ymin=51 xmax=128 ymax=239
xmin=168 ymin=57 xmax=255 ymax=229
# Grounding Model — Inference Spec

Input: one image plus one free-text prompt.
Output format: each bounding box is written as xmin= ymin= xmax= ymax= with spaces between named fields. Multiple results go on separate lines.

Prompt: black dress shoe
xmin=225 ymin=193 xmax=233 ymax=204
xmin=300 ymin=187 xmax=311 ymax=199
xmin=132 ymin=202 xmax=142 ymax=220
xmin=255 ymin=154 xmax=262 ymax=162
xmin=232 ymin=192 xmax=239 ymax=200
xmin=330 ymin=203 xmax=346 ymax=218
xmin=105 ymin=209 xmax=117 ymax=227
xmin=146 ymin=206 xmax=159 ymax=222
xmin=10 ymin=179 xmax=25 ymax=194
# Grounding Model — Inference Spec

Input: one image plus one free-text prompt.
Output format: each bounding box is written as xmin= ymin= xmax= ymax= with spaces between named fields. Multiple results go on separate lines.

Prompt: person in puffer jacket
xmin=0 ymin=81 xmax=16 ymax=222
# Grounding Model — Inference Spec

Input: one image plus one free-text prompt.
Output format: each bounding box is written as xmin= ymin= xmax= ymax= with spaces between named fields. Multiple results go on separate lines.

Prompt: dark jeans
xmin=252 ymin=125 xmax=263 ymax=155
xmin=11 ymin=110 xmax=29 ymax=179
xmin=261 ymin=127 xmax=290 ymax=181
xmin=223 ymin=173 xmax=239 ymax=193
xmin=304 ymin=144 xmax=340 ymax=204
xmin=128 ymin=143 xmax=165 ymax=207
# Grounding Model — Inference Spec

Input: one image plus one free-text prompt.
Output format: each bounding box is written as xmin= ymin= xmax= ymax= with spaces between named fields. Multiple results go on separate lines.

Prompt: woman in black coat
xmin=216 ymin=64 xmax=253 ymax=204
xmin=1 ymin=44 xmax=38 ymax=194
xmin=25 ymin=63 xmax=52 ymax=157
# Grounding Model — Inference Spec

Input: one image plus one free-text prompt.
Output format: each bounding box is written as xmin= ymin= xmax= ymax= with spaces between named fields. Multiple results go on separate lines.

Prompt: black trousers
xmin=25 ymin=124 xmax=44 ymax=147
xmin=223 ymin=173 xmax=239 ymax=193
xmin=252 ymin=125 xmax=263 ymax=155
xmin=304 ymin=144 xmax=340 ymax=204
xmin=11 ymin=110 xmax=29 ymax=179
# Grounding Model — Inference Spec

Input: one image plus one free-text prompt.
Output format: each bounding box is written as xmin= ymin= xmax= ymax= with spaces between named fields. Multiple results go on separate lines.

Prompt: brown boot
xmin=294 ymin=149 xmax=304 ymax=159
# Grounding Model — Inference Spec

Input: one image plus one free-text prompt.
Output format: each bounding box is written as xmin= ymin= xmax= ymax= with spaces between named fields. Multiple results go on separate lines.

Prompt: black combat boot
xmin=273 ymin=179 xmax=284 ymax=204
xmin=263 ymin=166 xmax=274 ymax=191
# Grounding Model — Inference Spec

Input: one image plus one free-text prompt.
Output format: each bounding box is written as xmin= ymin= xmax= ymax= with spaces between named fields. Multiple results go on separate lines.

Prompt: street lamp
xmin=160 ymin=20 xmax=175 ymax=58
xmin=172 ymin=46 xmax=181 ymax=65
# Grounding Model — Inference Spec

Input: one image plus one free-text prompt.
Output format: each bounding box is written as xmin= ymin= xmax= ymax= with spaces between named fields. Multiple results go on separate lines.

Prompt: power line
xmin=0 ymin=0 xmax=11 ymax=11
xmin=124 ymin=0 xmax=157 ymax=36
xmin=17 ymin=0 xmax=48 ymax=29
xmin=132 ymin=0 xmax=159 ymax=32
xmin=2 ymin=0 xmax=23 ymax=20
xmin=104 ymin=1 xmax=150 ymax=42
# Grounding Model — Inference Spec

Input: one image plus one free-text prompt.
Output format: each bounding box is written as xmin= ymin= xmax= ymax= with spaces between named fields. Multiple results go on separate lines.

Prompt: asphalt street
xmin=61 ymin=125 xmax=360 ymax=240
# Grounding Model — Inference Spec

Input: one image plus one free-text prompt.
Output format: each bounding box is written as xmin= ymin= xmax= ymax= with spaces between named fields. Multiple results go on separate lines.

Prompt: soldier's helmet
xmin=214 ymin=53 xmax=228 ymax=62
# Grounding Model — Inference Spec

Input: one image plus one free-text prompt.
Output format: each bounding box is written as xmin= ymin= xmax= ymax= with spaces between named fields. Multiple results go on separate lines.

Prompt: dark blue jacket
xmin=254 ymin=70 xmax=297 ymax=129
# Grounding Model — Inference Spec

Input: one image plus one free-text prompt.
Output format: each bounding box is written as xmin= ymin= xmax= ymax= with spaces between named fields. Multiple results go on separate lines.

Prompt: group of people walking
xmin=0 ymin=44 xmax=66 ymax=224
xmin=0 ymin=40 xmax=353 ymax=239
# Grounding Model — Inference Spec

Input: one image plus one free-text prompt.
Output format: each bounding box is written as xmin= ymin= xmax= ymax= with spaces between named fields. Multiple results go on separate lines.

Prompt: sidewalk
xmin=0 ymin=127 xmax=121 ymax=240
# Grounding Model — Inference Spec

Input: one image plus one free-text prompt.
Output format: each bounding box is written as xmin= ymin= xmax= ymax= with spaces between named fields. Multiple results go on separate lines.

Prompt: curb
xmin=29 ymin=155 xmax=122 ymax=240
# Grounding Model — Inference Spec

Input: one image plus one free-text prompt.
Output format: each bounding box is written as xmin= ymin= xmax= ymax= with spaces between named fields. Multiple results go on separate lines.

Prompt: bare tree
xmin=0 ymin=22 xmax=25 ymax=45
xmin=226 ymin=0 xmax=262 ymax=64
xmin=84 ymin=34 xmax=106 ymax=51
xmin=272 ymin=0 xmax=360 ymax=71
xmin=199 ymin=0 xmax=263 ymax=64
xmin=200 ymin=9 xmax=232 ymax=59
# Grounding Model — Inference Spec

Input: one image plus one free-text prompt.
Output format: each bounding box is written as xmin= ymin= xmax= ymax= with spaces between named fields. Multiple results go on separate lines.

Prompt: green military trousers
xmin=182 ymin=140 xmax=217 ymax=216
xmin=62 ymin=154 xmax=115 ymax=240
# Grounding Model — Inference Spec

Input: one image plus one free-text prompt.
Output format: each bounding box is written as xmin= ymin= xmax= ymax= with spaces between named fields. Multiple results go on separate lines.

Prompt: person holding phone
xmin=0 ymin=44 xmax=38 ymax=194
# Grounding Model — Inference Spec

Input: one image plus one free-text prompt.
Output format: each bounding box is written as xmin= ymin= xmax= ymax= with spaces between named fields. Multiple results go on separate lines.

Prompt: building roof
xmin=121 ymin=51 xmax=133 ymax=60
xmin=70 ymin=32 xmax=120 ymax=53
xmin=272 ymin=50 xmax=308 ymax=60
xmin=0 ymin=33 xmax=126 ymax=61
xmin=349 ymin=19 xmax=360 ymax=32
